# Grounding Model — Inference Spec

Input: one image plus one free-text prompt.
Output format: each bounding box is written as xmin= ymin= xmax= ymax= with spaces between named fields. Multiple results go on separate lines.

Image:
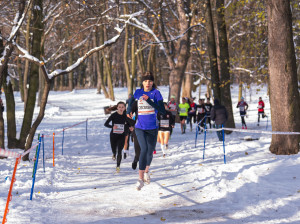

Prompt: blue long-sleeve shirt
xmin=127 ymin=88 xmax=165 ymax=130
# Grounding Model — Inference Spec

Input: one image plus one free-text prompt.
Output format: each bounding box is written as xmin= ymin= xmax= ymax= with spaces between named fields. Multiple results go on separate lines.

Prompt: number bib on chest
xmin=160 ymin=119 xmax=169 ymax=128
xmin=169 ymin=104 xmax=176 ymax=110
xmin=138 ymin=98 xmax=155 ymax=115
xmin=197 ymin=107 xmax=204 ymax=113
xmin=180 ymin=108 xmax=186 ymax=113
xmin=239 ymin=107 xmax=245 ymax=112
xmin=113 ymin=124 xmax=124 ymax=134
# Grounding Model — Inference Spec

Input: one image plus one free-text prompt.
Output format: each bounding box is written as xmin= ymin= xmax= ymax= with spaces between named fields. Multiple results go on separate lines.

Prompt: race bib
xmin=169 ymin=104 xmax=176 ymax=110
xmin=138 ymin=98 xmax=155 ymax=115
xmin=113 ymin=124 xmax=124 ymax=134
xmin=197 ymin=108 xmax=204 ymax=113
xmin=239 ymin=107 xmax=245 ymax=112
xmin=258 ymin=105 xmax=262 ymax=109
xmin=160 ymin=120 xmax=169 ymax=128
xmin=180 ymin=108 xmax=186 ymax=113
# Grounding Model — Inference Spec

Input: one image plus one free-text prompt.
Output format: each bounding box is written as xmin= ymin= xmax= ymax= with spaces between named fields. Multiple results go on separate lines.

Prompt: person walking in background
xmin=127 ymin=71 xmax=165 ymax=191
xmin=196 ymin=99 xmax=206 ymax=132
xmin=167 ymin=95 xmax=177 ymax=135
xmin=236 ymin=96 xmax=248 ymax=129
xmin=157 ymin=103 xmax=175 ymax=157
xmin=204 ymin=98 xmax=213 ymax=128
xmin=187 ymin=97 xmax=197 ymax=131
xmin=257 ymin=97 xmax=266 ymax=126
xmin=104 ymin=102 xmax=134 ymax=173
xmin=178 ymin=97 xmax=190 ymax=134
xmin=211 ymin=99 xmax=228 ymax=141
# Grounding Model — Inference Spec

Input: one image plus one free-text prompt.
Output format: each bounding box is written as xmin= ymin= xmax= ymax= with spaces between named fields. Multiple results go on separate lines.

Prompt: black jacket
xmin=210 ymin=99 xmax=228 ymax=125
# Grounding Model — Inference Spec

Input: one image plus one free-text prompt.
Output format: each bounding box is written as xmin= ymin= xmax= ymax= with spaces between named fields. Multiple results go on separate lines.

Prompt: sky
xmin=0 ymin=85 xmax=300 ymax=224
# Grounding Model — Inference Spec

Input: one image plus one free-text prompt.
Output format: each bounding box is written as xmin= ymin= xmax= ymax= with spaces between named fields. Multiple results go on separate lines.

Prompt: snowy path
xmin=1 ymin=87 xmax=300 ymax=223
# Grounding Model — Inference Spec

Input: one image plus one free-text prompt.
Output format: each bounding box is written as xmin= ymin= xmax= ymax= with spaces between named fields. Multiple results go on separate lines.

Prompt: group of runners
xmin=104 ymin=71 xmax=267 ymax=190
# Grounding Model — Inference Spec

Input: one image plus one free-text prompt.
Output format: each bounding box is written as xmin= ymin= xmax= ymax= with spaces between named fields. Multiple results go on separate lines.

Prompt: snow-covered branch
xmin=232 ymin=67 xmax=254 ymax=77
xmin=8 ymin=0 xmax=33 ymax=42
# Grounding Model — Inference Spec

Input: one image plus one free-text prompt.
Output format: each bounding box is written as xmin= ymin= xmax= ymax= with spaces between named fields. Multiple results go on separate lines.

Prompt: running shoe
xmin=136 ymin=179 xmax=144 ymax=191
xmin=163 ymin=154 xmax=166 ymax=158
xmin=116 ymin=167 xmax=120 ymax=173
xmin=245 ymin=126 xmax=247 ymax=129
xmin=242 ymin=126 xmax=244 ymax=129
xmin=166 ymin=144 xmax=168 ymax=149
xmin=144 ymin=172 xmax=151 ymax=185
xmin=124 ymin=152 xmax=127 ymax=159
xmin=112 ymin=155 xmax=116 ymax=161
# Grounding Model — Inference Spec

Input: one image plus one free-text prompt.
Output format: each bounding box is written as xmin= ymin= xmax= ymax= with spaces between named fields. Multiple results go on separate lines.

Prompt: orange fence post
xmin=2 ymin=157 xmax=20 ymax=224
xmin=53 ymin=132 xmax=55 ymax=167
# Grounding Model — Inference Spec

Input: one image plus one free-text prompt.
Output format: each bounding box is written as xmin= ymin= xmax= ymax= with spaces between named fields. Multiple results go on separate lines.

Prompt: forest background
xmin=0 ymin=0 xmax=300 ymax=158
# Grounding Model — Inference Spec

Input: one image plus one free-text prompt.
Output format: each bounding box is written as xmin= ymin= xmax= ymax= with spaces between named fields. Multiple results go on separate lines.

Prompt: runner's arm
xmin=104 ymin=114 xmax=113 ymax=128
xmin=126 ymin=96 xmax=135 ymax=115
xmin=146 ymin=98 xmax=166 ymax=115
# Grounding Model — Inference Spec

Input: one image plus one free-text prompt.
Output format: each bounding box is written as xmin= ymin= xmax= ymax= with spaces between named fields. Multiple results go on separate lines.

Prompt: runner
xmin=104 ymin=102 xmax=134 ymax=173
xmin=236 ymin=96 xmax=249 ymax=129
xmin=178 ymin=97 xmax=190 ymax=134
xmin=157 ymin=103 xmax=175 ymax=157
xmin=257 ymin=97 xmax=266 ymax=126
xmin=187 ymin=97 xmax=197 ymax=131
xmin=196 ymin=98 xmax=206 ymax=132
xmin=167 ymin=95 xmax=177 ymax=136
xmin=204 ymin=98 xmax=213 ymax=128
xmin=126 ymin=71 xmax=165 ymax=191
xmin=211 ymin=99 xmax=228 ymax=141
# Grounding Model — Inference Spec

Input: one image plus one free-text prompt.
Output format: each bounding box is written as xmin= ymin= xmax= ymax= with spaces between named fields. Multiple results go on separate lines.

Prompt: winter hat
xmin=241 ymin=96 xmax=244 ymax=100
xmin=171 ymin=95 xmax=176 ymax=99
xmin=141 ymin=71 xmax=154 ymax=82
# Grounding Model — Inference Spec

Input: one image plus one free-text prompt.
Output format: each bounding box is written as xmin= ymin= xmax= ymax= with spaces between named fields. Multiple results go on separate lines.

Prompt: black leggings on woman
xmin=110 ymin=133 xmax=125 ymax=167
xmin=132 ymin=130 xmax=141 ymax=163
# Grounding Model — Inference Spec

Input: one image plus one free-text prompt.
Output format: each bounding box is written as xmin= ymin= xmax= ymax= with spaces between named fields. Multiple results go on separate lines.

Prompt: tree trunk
xmin=137 ymin=39 xmax=146 ymax=87
xmin=205 ymin=0 xmax=221 ymax=100
xmin=23 ymin=6 xmax=32 ymax=105
xmin=23 ymin=79 xmax=51 ymax=161
xmin=215 ymin=0 xmax=235 ymax=129
xmin=93 ymin=27 xmax=109 ymax=97
xmin=267 ymin=0 xmax=300 ymax=155
xmin=169 ymin=0 xmax=191 ymax=104
xmin=68 ymin=50 xmax=74 ymax=91
xmin=123 ymin=5 xmax=132 ymax=95
xmin=130 ymin=26 xmax=137 ymax=92
xmin=182 ymin=66 xmax=192 ymax=98
xmin=19 ymin=0 xmax=43 ymax=148
xmin=3 ymin=77 xmax=17 ymax=148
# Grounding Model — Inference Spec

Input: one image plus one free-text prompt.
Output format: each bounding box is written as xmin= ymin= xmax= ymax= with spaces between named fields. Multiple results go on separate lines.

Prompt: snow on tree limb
xmin=8 ymin=0 xmax=33 ymax=42
xmin=14 ymin=11 xmax=144 ymax=80
xmin=0 ymin=0 xmax=32 ymax=77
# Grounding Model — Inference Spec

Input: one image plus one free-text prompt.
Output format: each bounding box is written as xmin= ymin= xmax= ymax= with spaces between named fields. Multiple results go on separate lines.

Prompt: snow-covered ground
xmin=1 ymin=85 xmax=300 ymax=224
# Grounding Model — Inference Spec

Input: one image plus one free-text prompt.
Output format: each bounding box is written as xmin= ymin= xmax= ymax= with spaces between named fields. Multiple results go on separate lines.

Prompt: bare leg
xmin=124 ymin=135 xmax=129 ymax=150
xmin=163 ymin=132 xmax=170 ymax=145
xmin=157 ymin=131 xmax=162 ymax=144
xmin=139 ymin=170 xmax=145 ymax=181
